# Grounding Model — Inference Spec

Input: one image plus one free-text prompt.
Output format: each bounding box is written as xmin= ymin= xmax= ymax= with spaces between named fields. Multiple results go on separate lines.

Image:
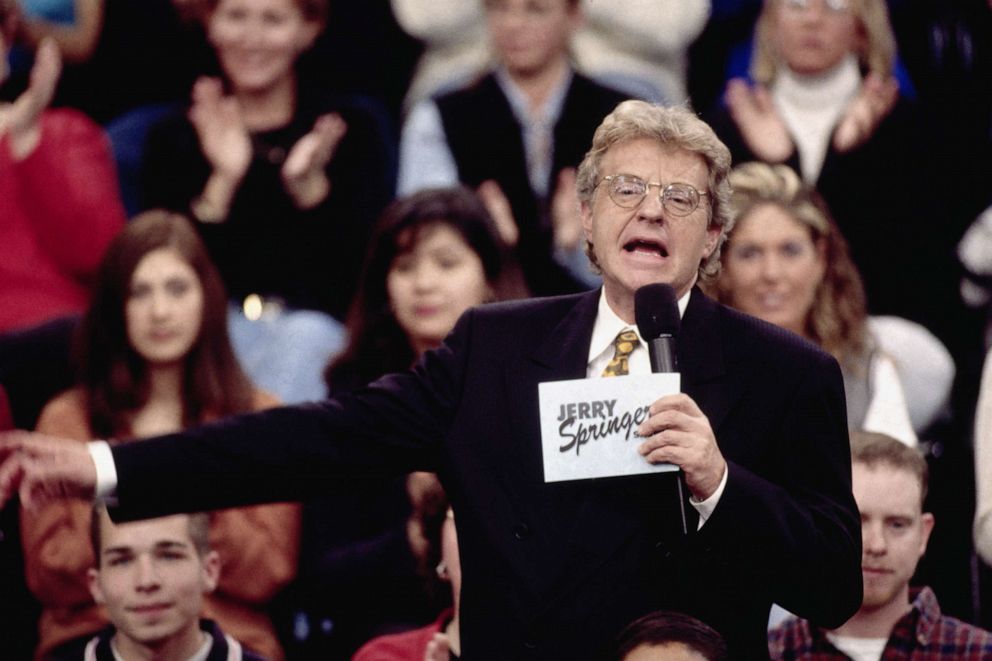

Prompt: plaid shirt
xmin=768 ymin=587 xmax=992 ymax=660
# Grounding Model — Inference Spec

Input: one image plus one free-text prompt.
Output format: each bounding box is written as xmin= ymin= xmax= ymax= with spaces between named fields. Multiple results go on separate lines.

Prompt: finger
xmin=282 ymin=134 xmax=317 ymax=180
xmin=191 ymin=76 xmax=221 ymax=105
xmin=314 ymin=114 xmax=348 ymax=164
xmin=0 ymin=456 xmax=25 ymax=509
xmin=638 ymin=408 xmax=689 ymax=438
xmin=647 ymin=393 xmax=703 ymax=417
xmin=752 ymin=85 xmax=776 ymax=113
xmin=557 ymin=166 xmax=577 ymax=190
xmin=724 ymin=78 xmax=749 ymax=105
xmin=477 ymin=180 xmax=519 ymax=247
xmin=31 ymin=37 xmax=62 ymax=90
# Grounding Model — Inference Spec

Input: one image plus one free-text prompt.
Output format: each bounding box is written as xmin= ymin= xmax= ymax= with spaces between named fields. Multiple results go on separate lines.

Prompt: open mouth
xmin=623 ymin=239 xmax=668 ymax=259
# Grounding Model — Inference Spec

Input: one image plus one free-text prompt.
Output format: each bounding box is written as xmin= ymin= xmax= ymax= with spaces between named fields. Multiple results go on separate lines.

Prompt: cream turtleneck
xmin=771 ymin=55 xmax=861 ymax=183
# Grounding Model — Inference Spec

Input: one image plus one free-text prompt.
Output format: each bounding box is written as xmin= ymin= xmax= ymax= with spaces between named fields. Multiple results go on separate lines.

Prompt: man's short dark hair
xmin=616 ymin=610 xmax=728 ymax=660
xmin=90 ymin=505 xmax=211 ymax=567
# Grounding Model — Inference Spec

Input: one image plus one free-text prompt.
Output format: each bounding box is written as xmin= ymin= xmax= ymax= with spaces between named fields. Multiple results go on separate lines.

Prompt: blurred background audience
xmin=141 ymin=0 xmax=394 ymax=403
xmin=1 ymin=0 xmax=991 ymax=656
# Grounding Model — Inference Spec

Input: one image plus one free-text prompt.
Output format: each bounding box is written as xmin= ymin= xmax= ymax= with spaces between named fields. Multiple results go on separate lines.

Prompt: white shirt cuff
xmin=689 ymin=464 xmax=728 ymax=529
xmin=87 ymin=440 xmax=118 ymax=504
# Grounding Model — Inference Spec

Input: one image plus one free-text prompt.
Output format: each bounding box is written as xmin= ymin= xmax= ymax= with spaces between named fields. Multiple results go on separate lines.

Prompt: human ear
xmin=919 ymin=512 xmax=935 ymax=555
xmin=201 ymin=550 xmax=221 ymax=593
xmin=87 ymin=567 xmax=105 ymax=605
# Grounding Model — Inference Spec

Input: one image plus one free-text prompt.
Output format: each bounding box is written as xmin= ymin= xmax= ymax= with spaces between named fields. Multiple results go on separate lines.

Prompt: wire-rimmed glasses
xmin=599 ymin=174 xmax=709 ymax=217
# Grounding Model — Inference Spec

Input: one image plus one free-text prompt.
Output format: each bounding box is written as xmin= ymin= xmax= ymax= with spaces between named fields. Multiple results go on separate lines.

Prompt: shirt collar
xmin=588 ymin=287 xmax=691 ymax=365
xmin=494 ymin=65 xmax=572 ymax=127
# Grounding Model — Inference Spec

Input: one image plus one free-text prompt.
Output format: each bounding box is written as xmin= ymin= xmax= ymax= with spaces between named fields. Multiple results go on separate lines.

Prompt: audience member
xmin=352 ymin=474 xmax=460 ymax=661
xmin=972 ymin=347 xmax=992 ymax=567
xmin=705 ymin=0 xmax=953 ymax=347
xmin=711 ymin=162 xmax=917 ymax=445
xmin=616 ymin=611 xmax=728 ymax=661
xmin=569 ymin=0 xmax=709 ymax=104
xmin=397 ymin=0 xmax=629 ymax=294
xmin=84 ymin=507 xmax=267 ymax=661
xmin=287 ymin=188 xmax=519 ymax=658
xmin=394 ymin=0 xmax=708 ymax=110
xmin=0 ymin=5 xmax=125 ymax=334
xmin=142 ymin=0 xmax=394 ymax=403
xmin=20 ymin=212 xmax=299 ymax=661
xmin=769 ymin=431 xmax=992 ymax=659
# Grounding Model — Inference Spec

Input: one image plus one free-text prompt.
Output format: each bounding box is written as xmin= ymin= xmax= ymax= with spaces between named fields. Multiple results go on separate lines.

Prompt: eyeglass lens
xmin=605 ymin=175 xmax=701 ymax=216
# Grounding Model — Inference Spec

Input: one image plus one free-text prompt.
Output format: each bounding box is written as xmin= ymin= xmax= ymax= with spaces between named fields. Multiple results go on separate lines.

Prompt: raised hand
xmin=832 ymin=73 xmax=898 ymax=153
xmin=4 ymin=37 xmax=61 ymax=160
xmin=189 ymin=77 xmax=252 ymax=182
xmin=637 ymin=393 xmax=726 ymax=501
xmin=187 ymin=77 xmax=252 ymax=222
xmin=281 ymin=112 xmax=347 ymax=209
xmin=551 ymin=167 xmax=582 ymax=251
xmin=0 ymin=431 xmax=97 ymax=511
xmin=424 ymin=632 xmax=451 ymax=661
xmin=476 ymin=180 xmax=519 ymax=247
xmin=725 ymin=78 xmax=794 ymax=163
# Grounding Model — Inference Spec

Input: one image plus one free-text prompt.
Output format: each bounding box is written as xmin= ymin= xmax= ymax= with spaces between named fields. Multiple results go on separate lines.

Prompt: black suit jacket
xmin=111 ymin=289 xmax=861 ymax=659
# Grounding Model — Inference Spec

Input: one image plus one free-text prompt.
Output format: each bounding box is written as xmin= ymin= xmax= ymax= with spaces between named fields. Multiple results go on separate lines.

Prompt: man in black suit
xmin=0 ymin=101 xmax=861 ymax=659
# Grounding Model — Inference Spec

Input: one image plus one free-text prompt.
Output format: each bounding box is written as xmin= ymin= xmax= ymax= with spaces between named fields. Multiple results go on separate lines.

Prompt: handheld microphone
xmin=635 ymin=283 xmax=680 ymax=373
xmin=634 ymin=283 xmax=690 ymax=534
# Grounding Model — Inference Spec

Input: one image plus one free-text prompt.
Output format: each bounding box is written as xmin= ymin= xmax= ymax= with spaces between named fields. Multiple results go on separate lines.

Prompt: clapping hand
xmin=424 ymin=632 xmax=451 ymax=661
xmin=476 ymin=180 xmax=520 ymax=247
xmin=725 ymin=78 xmax=794 ymax=163
xmin=189 ymin=76 xmax=252 ymax=183
xmin=282 ymin=112 xmax=347 ymax=209
xmin=832 ymin=73 xmax=898 ymax=153
xmin=551 ymin=167 xmax=582 ymax=251
xmin=4 ymin=37 xmax=61 ymax=160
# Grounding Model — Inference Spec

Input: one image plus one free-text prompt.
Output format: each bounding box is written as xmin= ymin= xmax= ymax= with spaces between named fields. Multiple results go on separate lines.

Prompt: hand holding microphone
xmin=634 ymin=284 xmax=726 ymax=504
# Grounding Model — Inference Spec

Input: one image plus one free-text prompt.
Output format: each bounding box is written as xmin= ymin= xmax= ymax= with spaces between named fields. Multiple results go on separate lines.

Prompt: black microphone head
xmin=635 ymin=283 xmax=680 ymax=340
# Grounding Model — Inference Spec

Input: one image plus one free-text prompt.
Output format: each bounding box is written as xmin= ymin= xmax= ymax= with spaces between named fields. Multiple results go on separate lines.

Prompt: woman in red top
xmin=0 ymin=0 xmax=125 ymax=333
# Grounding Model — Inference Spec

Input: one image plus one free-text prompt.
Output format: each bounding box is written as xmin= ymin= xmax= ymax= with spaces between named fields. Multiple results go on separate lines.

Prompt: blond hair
xmin=751 ymin=0 xmax=897 ymax=85
xmin=576 ymin=101 xmax=734 ymax=283
xmin=713 ymin=162 xmax=870 ymax=368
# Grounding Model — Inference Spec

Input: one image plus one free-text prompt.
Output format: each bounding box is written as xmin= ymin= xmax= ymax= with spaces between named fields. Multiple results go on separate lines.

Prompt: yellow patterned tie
xmin=601 ymin=330 xmax=640 ymax=377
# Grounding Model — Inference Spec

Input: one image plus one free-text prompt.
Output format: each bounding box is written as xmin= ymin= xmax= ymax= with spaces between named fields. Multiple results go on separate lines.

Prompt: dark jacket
xmin=109 ymin=289 xmax=861 ymax=659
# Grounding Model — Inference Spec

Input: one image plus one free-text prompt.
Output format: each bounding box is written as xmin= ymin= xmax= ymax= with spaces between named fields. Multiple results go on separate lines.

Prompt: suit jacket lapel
xmin=678 ymin=289 xmax=738 ymax=434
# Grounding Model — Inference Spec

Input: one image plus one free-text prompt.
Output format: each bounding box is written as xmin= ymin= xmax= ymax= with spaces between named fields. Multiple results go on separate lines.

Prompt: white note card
xmin=538 ymin=373 xmax=681 ymax=482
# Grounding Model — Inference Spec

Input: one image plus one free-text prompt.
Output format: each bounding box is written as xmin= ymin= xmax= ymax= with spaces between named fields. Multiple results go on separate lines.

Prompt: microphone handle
xmin=646 ymin=334 xmax=687 ymax=534
xmin=647 ymin=335 xmax=677 ymax=373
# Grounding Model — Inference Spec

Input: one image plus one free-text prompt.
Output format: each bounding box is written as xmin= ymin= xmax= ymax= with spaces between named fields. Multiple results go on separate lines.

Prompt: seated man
xmin=769 ymin=431 xmax=992 ymax=660
xmin=398 ymin=0 xmax=630 ymax=294
xmin=83 ymin=507 xmax=265 ymax=661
